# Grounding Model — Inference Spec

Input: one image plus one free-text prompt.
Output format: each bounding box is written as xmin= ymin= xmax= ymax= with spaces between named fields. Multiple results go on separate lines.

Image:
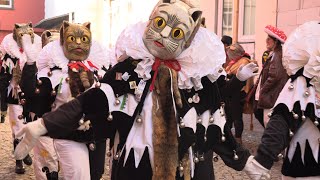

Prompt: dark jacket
xmin=257 ymin=50 xmax=288 ymax=109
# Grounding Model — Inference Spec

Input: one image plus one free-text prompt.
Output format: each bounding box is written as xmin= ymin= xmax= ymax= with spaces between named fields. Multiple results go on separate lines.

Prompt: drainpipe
xmin=275 ymin=0 xmax=278 ymax=27
xmin=232 ymin=0 xmax=240 ymax=43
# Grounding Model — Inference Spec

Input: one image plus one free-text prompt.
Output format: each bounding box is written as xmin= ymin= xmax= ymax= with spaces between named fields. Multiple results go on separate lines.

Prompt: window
xmin=239 ymin=0 xmax=256 ymax=41
xmin=0 ymin=0 xmax=13 ymax=9
xmin=222 ymin=0 xmax=233 ymax=36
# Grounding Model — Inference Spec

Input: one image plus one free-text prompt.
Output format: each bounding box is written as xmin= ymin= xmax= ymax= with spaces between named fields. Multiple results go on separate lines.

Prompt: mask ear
xmin=13 ymin=23 xmax=21 ymax=42
xmin=60 ymin=21 xmax=70 ymax=45
xmin=83 ymin=22 xmax=91 ymax=30
xmin=185 ymin=10 xmax=202 ymax=48
xmin=28 ymin=22 xmax=33 ymax=28
xmin=15 ymin=23 xmax=21 ymax=29
xmin=41 ymin=30 xmax=51 ymax=47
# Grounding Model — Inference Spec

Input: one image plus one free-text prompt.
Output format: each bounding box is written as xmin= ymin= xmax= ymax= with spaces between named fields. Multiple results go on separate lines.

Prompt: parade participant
xmin=0 ymin=47 xmax=8 ymax=123
xmin=223 ymin=43 xmax=257 ymax=144
xmin=0 ymin=23 xmax=41 ymax=174
xmin=15 ymin=0 xmax=258 ymax=179
xmin=244 ymin=21 xmax=320 ymax=179
xmin=19 ymin=22 xmax=111 ymax=180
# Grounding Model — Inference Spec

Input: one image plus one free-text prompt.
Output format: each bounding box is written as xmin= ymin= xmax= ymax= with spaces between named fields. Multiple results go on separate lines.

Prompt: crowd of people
xmin=0 ymin=0 xmax=319 ymax=180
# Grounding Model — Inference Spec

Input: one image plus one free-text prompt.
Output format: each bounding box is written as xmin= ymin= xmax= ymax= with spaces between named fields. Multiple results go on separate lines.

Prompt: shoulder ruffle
xmin=115 ymin=22 xmax=226 ymax=90
xmin=37 ymin=40 xmax=113 ymax=73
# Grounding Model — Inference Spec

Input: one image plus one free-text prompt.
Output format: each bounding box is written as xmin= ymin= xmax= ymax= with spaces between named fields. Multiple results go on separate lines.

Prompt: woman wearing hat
xmin=251 ymin=25 xmax=289 ymax=127
xmin=244 ymin=21 xmax=320 ymax=180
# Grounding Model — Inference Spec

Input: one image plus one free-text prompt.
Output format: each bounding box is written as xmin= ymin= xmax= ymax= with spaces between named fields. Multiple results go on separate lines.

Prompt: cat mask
xmin=13 ymin=22 xmax=35 ymax=48
xmin=41 ymin=30 xmax=59 ymax=48
xmin=60 ymin=21 xmax=92 ymax=61
xmin=142 ymin=0 xmax=202 ymax=60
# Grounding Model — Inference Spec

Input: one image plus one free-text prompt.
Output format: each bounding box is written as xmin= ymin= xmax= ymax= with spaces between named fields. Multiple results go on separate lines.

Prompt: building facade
xmin=0 ymin=0 xmax=44 ymax=42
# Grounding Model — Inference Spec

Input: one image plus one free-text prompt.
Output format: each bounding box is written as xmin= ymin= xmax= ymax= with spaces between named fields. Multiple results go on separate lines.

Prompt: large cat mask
xmin=60 ymin=21 xmax=92 ymax=61
xmin=142 ymin=0 xmax=202 ymax=60
xmin=13 ymin=22 xmax=35 ymax=48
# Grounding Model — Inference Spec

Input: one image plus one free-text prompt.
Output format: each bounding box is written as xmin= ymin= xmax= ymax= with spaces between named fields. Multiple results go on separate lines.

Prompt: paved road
xmin=0 ymin=114 xmax=282 ymax=180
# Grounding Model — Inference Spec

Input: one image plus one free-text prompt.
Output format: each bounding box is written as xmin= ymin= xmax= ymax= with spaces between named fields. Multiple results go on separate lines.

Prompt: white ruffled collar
xmin=37 ymin=40 xmax=113 ymax=73
xmin=1 ymin=33 xmax=41 ymax=65
xmin=115 ymin=22 xmax=226 ymax=91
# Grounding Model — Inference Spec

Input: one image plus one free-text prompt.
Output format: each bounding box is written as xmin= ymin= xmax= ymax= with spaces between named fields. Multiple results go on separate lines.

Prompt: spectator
xmin=221 ymin=35 xmax=233 ymax=68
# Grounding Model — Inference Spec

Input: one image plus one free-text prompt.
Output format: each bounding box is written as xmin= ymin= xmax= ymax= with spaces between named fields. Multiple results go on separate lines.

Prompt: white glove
xmin=243 ymin=156 xmax=271 ymax=180
xmin=236 ymin=62 xmax=259 ymax=81
xmin=14 ymin=118 xmax=48 ymax=160
xmin=21 ymin=35 xmax=40 ymax=64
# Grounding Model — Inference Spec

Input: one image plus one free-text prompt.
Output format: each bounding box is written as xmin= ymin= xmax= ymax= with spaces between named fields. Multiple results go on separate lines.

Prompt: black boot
xmin=42 ymin=167 xmax=59 ymax=180
xmin=23 ymin=154 xmax=33 ymax=166
xmin=13 ymin=139 xmax=25 ymax=174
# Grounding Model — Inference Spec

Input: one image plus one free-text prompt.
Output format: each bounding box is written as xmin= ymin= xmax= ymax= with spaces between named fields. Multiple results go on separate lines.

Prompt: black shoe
xmin=15 ymin=160 xmax=25 ymax=174
xmin=23 ymin=154 xmax=32 ymax=166
xmin=0 ymin=115 xmax=5 ymax=123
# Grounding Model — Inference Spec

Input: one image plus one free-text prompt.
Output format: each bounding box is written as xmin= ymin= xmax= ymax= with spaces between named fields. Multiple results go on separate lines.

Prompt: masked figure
xmin=19 ymin=21 xmax=112 ymax=180
xmin=15 ymin=1 xmax=257 ymax=179
xmin=0 ymin=22 xmax=41 ymax=174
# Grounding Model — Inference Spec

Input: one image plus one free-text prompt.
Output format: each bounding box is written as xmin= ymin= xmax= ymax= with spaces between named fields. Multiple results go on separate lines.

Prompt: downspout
xmin=275 ymin=0 xmax=278 ymax=27
xmin=214 ymin=0 xmax=218 ymax=33
xmin=232 ymin=0 xmax=240 ymax=43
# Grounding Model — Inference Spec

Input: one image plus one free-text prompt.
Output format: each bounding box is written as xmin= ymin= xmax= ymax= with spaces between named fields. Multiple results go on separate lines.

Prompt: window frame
xmin=0 ymin=0 xmax=14 ymax=10
xmin=238 ymin=0 xmax=256 ymax=42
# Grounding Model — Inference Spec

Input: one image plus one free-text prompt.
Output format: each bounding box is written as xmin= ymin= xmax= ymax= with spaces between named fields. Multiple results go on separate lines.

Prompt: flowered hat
xmin=264 ymin=25 xmax=287 ymax=43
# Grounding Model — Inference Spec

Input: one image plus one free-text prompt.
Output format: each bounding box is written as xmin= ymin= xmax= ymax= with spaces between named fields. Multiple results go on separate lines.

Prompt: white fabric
xmin=287 ymin=118 xmax=320 ymax=164
xmin=37 ymin=40 xmax=113 ymax=73
xmin=21 ymin=35 xmax=42 ymax=63
xmin=236 ymin=62 xmax=259 ymax=81
xmin=282 ymin=21 xmax=320 ymax=81
xmin=273 ymin=76 xmax=318 ymax=117
xmin=54 ymin=139 xmax=90 ymax=180
xmin=1 ymin=33 xmax=41 ymax=71
xmin=115 ymin=21 xmax=226 ymax=91
xmin=123 ymin=92 xmax=154 ymax=169
xmin=180 ymin=107 xmax=197 ymax=132
xmin=8 ymin=104 xmax=25 ymax=139
xmin=33 ymin=136 xmax=59 ymax=180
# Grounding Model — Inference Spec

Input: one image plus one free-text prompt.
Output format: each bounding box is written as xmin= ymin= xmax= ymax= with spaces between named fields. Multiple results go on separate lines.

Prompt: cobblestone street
xmin=0 ymin=114 xmax=282 ymax=180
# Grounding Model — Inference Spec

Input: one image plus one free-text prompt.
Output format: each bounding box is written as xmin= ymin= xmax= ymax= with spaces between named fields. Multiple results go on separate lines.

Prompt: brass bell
xmin=221 ymin=135 xmax=226 ymax=142
xmin=267 ymin=112 xmax=272 ymax=117
xmin=314 ymin=120 xmax=319 ymax=126
xmin=51 ymin=90 xmax=56 ymax=96
xmin=193 ymin=157 xmax=199 ymax=163
xmin=20 ymin=99 xmax=26 ymax=105
xmin=107 ymin=113 xmax=113 ymax=121
xmin=114 ymin=95 xmax=120 ymax=106
xmin=292 ymin=112 xmax=299 ymax=120
xmin=178 ymin=164 xmax=184 ymax=172
xmin=65 ymin=77 xmax=70 ymax=82
xmin=179 ymin=121 xmax=185 ymax=128
xmin=301 ymin=112 xmax=306 ymax=120
xmin=288 ymin=84 xmax=294 ymax=90
xmin=95 ymin=82 xmax=101 ymax=88
xmin=199 ymin=154 xmax=205 ymax=161
xmin=209 ymin=116 xmax=214 ymax=123
xmin=136 ymin=116 xmax=142 ymax=123
xmin=98 ymin=75 xmax=103 ymax=80
xmin=204 ymin=136 xmax=207 ymax=142
xmin=277 ymin=153 xmax=284 ymax=159
xmin=47 ymin=71 xmax=52 ymax=77
xmin=233 ymin=150 xmax=239 ymax=160
xmin=35 ymin=88 xmax=40 ymax=94
xmin=37 ymin=79 xmax=42 ymax=85
xmin=79 ymin=119 xmax=84 ymax=125
xmin=114 ymin=152 xmax=120 ymax=160
xmin=89 ymin=143 xmax=96 ymax=151
xmin=218 ymin=68 xmax=223 ymax=73
xmin=304 ymin=91 xmax=310 ymax=97
xmin=213 ymin=155 xmax=219 ymax=162
xmin=18 ymin=115 xmax=24 ymax=119
xmin=289 ymin=130 xmax=294 ymax=137
xmin=20 ymin=92 xmax=25 ymax=97
xmin=197 ymin=117 xmax=202 ymax=124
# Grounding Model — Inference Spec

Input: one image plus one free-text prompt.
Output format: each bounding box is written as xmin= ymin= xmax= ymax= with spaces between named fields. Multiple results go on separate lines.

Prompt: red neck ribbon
xmin=227 ymin=52 xmax=250 ymax=67
xmin=149 ymin=57 xmax=181 ymax=91
xmin=68 ymin=60 xmax=98 ymax=72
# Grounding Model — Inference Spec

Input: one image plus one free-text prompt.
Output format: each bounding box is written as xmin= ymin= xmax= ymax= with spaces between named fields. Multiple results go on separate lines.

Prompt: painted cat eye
xmin=153 ymin=17 xmax=166 ymax=29
xmin=66 ymin=35 xmax=76 ymax=43
xmin=81 ymin=36 xmax=89 ymax=43
xmin=20 ymin=34 xmax=23 ymax=37
xmin=171 ymin=28 xmax=184 ymax=40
